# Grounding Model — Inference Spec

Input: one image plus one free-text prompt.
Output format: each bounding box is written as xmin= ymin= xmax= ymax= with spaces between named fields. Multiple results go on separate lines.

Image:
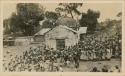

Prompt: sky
xmin=2 ymin=3 xmax=122 ymax=22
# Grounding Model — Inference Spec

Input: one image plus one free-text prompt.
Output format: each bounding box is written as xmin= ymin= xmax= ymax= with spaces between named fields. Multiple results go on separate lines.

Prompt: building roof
xmin=35 ymin=28 xmax=51 ymax=35
xmin=39 ymin=19 xmax=47 ymax=25
xmin=59 ymin=25 xmax=78 ymax=33
xmin=78 ymin=27 xmax=87 ymax=34
xmin=35 ymin=25 xmax=78 ymax=36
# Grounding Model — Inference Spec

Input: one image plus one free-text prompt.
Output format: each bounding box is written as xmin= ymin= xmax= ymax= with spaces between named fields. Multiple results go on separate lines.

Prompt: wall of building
xmin=15 ymin=37 xmax=33 ymax=46
xmin=34 ymin=35 xmax=45 ymax=42
xmin=45 ymin=26 xmax=79 ymax=50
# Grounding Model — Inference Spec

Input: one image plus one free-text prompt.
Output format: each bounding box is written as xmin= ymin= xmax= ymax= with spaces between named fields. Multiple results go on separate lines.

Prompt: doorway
xmin=56 ymin=39 xmax=65 ymax=50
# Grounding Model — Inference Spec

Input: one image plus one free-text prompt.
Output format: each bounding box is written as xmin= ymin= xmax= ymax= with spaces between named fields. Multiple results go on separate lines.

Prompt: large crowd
xmin=4 ymin=45 xmax=81 ymax=72
xmin=3 ymin=34 xmax=121 ymax=72
xmin=79 ymin=34 xmax=121 ymax=60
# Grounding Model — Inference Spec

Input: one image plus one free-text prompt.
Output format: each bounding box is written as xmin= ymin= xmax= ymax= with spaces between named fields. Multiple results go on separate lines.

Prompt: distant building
xmin=35 ymin=17 xmax=87 ymax=50
xmin=34 ymin=25 xmax=79 ymax=50
xmin=15 ymin=36 xmax=33 ymax=46
xmin=78 ymin=27 xmax=87 ymax=40
xmin=34 ymin=28 xmax=51 ymax=42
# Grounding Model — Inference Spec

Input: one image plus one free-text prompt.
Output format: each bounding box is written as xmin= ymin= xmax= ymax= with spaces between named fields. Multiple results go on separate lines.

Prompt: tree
xmin=9 ymin=13 xmax=21 ymax=34
xmin=3 ymin=19 xmax=10 ymax=34
xmin=3 ymin=13 xmax=21 ymax=35
xmin=55 ymin=3 xmax=83 ymax=19
xmin=79 ymin=9 xmax=100 ymax=33
xmin=38 ymin=11 xmax=60 ymax=29
xmin=44 ymin=11 xmax=60 ymax=28
xmin=117 ymin=12 xmax=122 ymax=17
xmin=41 ymin=20 xmax=54 ymax=28
xmin=45 ymin=11 xmax=60 ymax=20
xmin=117 ymin=12 xmax=122 ymax=21
xmin=16 ymin=3 xmax=45 ymax=36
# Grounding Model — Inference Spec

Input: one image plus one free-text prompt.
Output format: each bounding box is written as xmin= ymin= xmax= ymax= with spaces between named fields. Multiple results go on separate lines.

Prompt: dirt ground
xmin=3 ymin=45 xmax=121 ymax=72
xmin=62 ymin=59 xmax=121 ymax=72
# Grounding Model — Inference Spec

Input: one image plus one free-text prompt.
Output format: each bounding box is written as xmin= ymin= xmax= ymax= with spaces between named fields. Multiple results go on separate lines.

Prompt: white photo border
xmin=0 ymin=0 xmax=124 ymax=76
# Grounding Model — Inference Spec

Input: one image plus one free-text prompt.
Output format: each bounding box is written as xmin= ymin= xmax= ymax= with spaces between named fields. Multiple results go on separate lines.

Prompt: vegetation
xmin=3 ymin=3 xmax=122 ymax=37
xmin=55 ymin=3 xmax=83 ymax=19
xmin=4 ymin=3 xmax=45 ymax=36
xmin=79 ymin=9 xmax=100 ymax=33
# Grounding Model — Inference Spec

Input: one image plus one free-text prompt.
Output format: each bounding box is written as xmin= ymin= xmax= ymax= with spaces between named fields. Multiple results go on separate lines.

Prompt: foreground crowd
xmin=4 ymin=46 xmax=81 ymax=72
xmin=3 ymin=34 xmax=121 ymax=72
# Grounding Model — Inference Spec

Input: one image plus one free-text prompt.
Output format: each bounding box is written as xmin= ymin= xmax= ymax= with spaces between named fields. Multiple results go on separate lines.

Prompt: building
xmin=15 ymin=36 xmax=33 ymax=46
xmin=35 ymin=17 xmax=87 ymax=50
xmin=34 ymin=28 xmax=51 ymax=42
xmin=34 ymin=25 xmax=79 ymax=50
xmin=78 ymin=27 xmax=87 ymax=40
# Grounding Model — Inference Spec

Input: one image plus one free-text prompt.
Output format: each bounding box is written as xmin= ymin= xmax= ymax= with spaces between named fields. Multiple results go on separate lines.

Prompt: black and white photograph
xmin=1 ymin=0 xmax=124 ymax=73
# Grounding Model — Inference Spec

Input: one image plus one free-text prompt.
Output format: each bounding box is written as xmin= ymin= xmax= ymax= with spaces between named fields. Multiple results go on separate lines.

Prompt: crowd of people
xmin=79 ymin=33 xmax=121 ymax=61
xmin=3 ymin=33 xmax=121 ymax=72
xmin=3 ymin=45 xmax=82 ymax=72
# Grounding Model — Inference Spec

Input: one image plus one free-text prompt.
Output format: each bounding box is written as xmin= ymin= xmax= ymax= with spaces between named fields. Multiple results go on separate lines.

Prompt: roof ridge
xmin=60 ymin=25 xmax=77 ymax=33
